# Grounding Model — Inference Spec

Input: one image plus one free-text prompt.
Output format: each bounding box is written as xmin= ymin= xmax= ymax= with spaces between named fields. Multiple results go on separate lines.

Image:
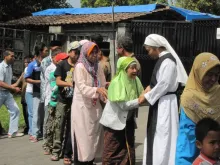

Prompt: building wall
xmin=62 ymin=23 xmax=118 ymax=77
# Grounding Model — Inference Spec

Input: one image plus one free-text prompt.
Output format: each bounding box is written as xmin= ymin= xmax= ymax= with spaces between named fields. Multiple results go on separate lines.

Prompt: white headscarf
xmin=79 ymin=39 xmax=90 ymax=46
xmin=144 ymin=34 xmax=188 ymax=85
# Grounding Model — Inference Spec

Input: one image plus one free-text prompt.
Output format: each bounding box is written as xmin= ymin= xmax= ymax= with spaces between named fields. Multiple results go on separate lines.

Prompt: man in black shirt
xmin=51 ymin=41 xmax=81 ymax=164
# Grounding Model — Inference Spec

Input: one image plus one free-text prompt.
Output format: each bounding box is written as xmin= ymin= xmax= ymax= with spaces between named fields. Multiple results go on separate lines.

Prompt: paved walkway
xmin=0 ymin=107 xmax=148 ymax=165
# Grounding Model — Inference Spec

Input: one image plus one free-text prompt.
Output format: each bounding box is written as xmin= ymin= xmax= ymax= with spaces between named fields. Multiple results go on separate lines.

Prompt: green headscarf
xmin=108 ymin=57 xmax=144 ymax=102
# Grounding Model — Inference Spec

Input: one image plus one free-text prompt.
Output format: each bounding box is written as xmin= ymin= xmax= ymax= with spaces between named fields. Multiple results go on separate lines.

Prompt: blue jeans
xmin=25 ymin=92 xmax=33 ymax=135
xmin=0 ymin=91 xmax=20 ymax=134
xmin=32 ymin=93 xmax=41 ymax=138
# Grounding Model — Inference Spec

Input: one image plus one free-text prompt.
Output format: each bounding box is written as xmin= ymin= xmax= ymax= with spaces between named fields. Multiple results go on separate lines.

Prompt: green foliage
xmin=176 ymin=0 xmax=220 ymax=15
xmin=0 ymin=96 xmax=24 ymax=130
xmin=0 ymin=0 xmax=72 ymax=21
xmin=81 ymin=0 xmax=220 ymax=15
xmin=81 ymin=0 xmax=169 ymax=7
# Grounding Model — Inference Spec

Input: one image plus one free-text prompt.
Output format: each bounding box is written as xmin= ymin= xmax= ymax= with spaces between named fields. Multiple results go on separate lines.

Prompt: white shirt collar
xmin=3 ymin=60 xmax=9 ymax=68
xmin=159 ymin=51 xmax=169 ymax=58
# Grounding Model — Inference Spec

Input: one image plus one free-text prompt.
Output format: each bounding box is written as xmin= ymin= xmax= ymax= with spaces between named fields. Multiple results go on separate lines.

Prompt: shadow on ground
xmin=135 ymin=142 xmax=142 ymax=149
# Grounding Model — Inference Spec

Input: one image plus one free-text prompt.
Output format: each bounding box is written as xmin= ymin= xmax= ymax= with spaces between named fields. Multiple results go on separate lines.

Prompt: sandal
xmin=51 ymin=155 xmax=59 ymax=161
xmin=63 ymin=157 xmax=72 ymax=165
xmin=44 ymin=148 xmax=51 ymax=155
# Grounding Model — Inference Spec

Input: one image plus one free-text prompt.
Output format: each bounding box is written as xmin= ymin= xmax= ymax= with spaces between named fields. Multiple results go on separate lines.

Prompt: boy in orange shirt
xmin=193 ymin=118 xmax=220 ymax=165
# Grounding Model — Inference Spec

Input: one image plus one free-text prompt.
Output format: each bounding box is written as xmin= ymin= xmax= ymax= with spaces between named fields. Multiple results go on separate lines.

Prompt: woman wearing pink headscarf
xmin=71 ymin=41 xmax=107 ymax=165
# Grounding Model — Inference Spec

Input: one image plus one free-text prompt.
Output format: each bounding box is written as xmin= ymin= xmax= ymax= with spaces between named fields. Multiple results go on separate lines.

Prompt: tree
xmin=176 ymin=0 xmax=220 ymax=15
xmin=0 ymin=0 xmax=71 ymax=22
xmin=81 ymin=0 xmax=169 ymax=7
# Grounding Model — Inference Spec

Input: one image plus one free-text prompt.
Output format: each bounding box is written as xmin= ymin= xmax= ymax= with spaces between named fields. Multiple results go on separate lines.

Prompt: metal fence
xmin=131 ymin=19 xmax=220 ymax=86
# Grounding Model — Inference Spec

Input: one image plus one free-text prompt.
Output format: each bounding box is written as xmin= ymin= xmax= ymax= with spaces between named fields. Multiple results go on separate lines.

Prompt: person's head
xmin=117 ymin=57 xmax=137 ymax=80
xmin=97 ymin=50 xmax=103 ymax=61
xmin=79 ymin=41 xmax=99 ymax=64
xmin=49 ymin=40 xmax=62 ymax=51
xmin=144 ymin=34 xmax=167 ymax=59
xmin=51 ymin=48 xmax=62 ymax=64
xmin=192 ymin=53 xmax=220 ymax=92
xmin=54 ymin=52 xmax=68 ymax=65
xmin=90 ymin=34 xmax=103 ymax=44
xmin=34 ymin=42 xmax=48 ymax=58
xmin=196 ymin=118 xmax=220 ymax=160
xmin=68 ymin=41 xmax=81 ymax=63
xmin=24 ymin=56 xmax=31 ymax=67
xmin=3 ymin=49 xmax=15 ymax=65
xmin=28 ymin=54 xmax=35 ymax=62
xmin=117 ymin=36 xmax=133 ymax=57
xmin=98 ymin=42 xmax=110 ymax=61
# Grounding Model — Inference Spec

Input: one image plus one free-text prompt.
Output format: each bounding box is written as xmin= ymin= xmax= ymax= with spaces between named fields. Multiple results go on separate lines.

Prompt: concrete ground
xmin=0 ymin=107 xmax=148 ymax=165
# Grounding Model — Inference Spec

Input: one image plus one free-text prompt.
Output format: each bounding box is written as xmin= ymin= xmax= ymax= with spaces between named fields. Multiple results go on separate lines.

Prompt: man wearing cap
xmin=0 ymin=49 xmax=23 ymax=138
xmin=51 ymin=41 xmax=80 ymax=162
xmin=142 ymin=34 xmax=188 ymax=165
xmin=40 ymin=40 xmax=62 ymax=142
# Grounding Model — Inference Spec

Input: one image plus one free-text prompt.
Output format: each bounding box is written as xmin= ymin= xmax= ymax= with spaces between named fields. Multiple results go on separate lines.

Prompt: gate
xmin=0 ymin=27 xmax=54 ymax=75
xmin=192 ymin=19 xmax=220 ymax=58
xmin=0 ymin=28 xmax=30 ymax=75
xmin=131 ymin=19 xmax=220 ymax=87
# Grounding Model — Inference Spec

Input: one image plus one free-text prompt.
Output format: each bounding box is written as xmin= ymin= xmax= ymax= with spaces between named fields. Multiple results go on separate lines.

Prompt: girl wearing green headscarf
xmin=100 ymin=56 xmax=145 ymax=165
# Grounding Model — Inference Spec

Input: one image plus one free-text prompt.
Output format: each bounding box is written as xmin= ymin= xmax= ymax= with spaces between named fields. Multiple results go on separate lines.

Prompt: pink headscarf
xmin=77 ymin=41 xmax=99 ymax=105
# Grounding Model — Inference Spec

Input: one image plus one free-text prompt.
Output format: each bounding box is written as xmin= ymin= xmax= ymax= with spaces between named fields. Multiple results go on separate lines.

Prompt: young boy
xmin=43 ymin=49 xmax=62 ymax=154
xmin=193 ymin=118 xmax=220 ymax=165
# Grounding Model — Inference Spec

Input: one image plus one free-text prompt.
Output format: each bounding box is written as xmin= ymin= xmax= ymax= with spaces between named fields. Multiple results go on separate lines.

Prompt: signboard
xmin=216 ymin=28 xmax=220 ymax=39
xmin=49 ymin=26 xmax=63 ymax=34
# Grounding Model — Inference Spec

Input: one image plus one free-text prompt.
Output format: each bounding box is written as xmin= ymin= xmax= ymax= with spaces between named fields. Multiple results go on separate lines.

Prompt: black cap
xmin=98 ymin=42 xmax=110 ymax=56
xmin=49 ymin=40 xmax=62 ymax=47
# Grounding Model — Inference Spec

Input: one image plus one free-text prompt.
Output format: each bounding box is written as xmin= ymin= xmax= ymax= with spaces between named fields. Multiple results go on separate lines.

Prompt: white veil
xmin=144 ymin=34 xmax=188 ymax=85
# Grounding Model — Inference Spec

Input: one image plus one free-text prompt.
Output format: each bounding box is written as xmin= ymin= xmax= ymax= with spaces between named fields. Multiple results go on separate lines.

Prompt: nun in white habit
xmin=142 ymin=34 xmax=188 ymax=165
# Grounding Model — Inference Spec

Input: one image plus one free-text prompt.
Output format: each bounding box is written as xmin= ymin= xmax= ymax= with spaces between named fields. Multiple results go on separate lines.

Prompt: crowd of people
xmin=0 ymin=33 xmax=220 ymax=165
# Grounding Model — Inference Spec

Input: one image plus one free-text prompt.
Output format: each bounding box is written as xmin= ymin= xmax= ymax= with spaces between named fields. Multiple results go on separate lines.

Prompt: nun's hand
xmin=141 ymin=86 xmax=151 ymax=96
xmin=144 ymin=85 xmax=151 ymax=93
xmin=97 ymin=87 xmax=108 ymax=99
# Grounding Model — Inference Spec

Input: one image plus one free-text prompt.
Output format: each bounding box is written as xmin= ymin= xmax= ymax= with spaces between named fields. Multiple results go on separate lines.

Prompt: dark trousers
xmin=0 ymin=121 xmax=5 ymax=135
xmin=64 ymin=131 xmax=72 ymax=158
xmin=52 ymin=101 xmax=71 ymax=157
xmin=21 ymin=102 xmax=29 ymax=133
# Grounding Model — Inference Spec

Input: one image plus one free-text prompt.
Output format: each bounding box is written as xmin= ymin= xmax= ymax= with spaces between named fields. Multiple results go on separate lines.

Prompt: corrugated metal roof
xmin=32 ymin=4 xmax=220 ymax=21
xmin=32 ymin=4 xmax=159 ymax=16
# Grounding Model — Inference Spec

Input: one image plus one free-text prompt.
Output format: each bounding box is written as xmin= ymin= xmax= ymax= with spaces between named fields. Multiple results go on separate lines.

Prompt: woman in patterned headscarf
xmin=175 ymin=52 xmax=220 ymax=165
xmin=71 ymin=41 xmax=107 ymax=165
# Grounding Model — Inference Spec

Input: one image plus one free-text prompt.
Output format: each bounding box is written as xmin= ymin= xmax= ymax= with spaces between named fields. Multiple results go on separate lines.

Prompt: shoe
xmin=30 ymin=137 xmax=38 ymax=143
xmin=8 ymin=132 xmax=24 ymax=138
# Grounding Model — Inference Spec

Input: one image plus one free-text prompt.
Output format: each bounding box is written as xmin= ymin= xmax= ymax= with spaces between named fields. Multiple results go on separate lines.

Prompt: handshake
xmin=96 ymin=85 xmax=151 ymax=105
xmin=138 ymin=86 xmax=151 ymax=105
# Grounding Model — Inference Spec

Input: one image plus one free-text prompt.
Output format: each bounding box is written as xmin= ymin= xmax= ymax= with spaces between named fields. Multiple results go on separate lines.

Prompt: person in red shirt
xmin=193 ymin=118 xmax=220 ymax=165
